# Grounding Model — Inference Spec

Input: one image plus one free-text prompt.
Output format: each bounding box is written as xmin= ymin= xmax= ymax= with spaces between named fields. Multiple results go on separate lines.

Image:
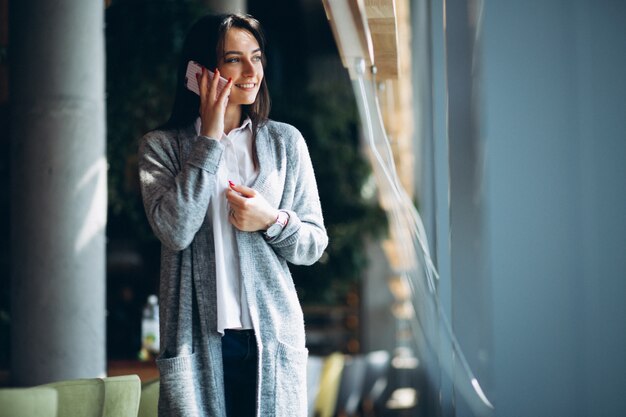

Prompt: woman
xmin=138 ymin=14 xmax=328 ymax=417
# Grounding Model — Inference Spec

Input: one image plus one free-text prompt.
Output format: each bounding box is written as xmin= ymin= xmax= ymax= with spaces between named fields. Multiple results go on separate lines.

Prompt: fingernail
xmin=228 ymin=180 xmax=235 ymax=187
xmin=228 ymin=77 xmax=232 ymax=83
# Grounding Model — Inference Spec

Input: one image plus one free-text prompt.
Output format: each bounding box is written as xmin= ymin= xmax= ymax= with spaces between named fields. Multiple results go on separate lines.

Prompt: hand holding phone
xmin=185 ymin=60 xmax=229 ymax=96
xmin=188 ymin=60 xmax=232 ymax=139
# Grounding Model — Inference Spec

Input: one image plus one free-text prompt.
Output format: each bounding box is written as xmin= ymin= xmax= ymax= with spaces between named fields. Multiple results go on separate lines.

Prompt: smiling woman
xmin=137 ymin=14 xmax=328 ymax=417
xmin=163 ymin=14 xmax=271 ymax=147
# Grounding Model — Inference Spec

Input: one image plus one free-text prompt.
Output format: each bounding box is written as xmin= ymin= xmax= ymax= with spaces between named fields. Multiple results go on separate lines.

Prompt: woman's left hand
xmin=226 ymin=182 xmax=278 ymax=232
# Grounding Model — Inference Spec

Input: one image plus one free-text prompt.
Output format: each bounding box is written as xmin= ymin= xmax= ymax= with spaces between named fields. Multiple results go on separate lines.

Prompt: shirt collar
xmin=194 ymin=116 xmax=252 ymax=137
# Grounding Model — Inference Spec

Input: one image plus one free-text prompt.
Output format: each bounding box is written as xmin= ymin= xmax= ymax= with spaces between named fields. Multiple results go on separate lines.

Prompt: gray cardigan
xmin=138 ymin=120 xmax=328 ymax=417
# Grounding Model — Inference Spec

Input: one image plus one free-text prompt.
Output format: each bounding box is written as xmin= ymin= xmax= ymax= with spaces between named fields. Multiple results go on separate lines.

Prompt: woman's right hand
xmin=197 ymin=68 xmax=233 ymax=139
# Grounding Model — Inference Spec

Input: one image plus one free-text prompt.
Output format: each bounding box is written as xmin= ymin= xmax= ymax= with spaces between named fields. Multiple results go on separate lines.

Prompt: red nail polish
xmin=228 ymin=180 xmax=235 ymax=187
xmin=228 ymin=77 xmax=232 ymax=83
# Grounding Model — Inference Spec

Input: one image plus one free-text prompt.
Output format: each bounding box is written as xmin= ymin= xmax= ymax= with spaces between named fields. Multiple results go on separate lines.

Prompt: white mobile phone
xmin=184 ymin=60 xmax=229 ymax=96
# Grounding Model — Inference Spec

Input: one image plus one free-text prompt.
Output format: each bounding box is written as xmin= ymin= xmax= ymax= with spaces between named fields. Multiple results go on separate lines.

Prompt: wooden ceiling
xmin=322 ymin=0 xmax=416 ymax=224
xmin=364 ymin=0 xmax=399 ymax=79
xmin=322 ymin=0 xmax=400 ymax=79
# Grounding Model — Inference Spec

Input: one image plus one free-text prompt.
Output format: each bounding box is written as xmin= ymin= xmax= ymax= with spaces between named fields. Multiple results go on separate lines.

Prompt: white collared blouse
xmin=194 ymin=117 xmax=256 ymax=334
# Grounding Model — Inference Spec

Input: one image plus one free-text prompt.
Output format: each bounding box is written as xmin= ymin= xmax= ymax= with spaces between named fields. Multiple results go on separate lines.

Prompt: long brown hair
xmin=163 ymin=14 xmax=270 ymax=137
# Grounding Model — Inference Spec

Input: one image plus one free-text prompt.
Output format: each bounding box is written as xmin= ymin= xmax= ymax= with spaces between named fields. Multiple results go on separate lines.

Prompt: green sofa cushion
xmin=42 ymin=374 xmax=140 ymax=417
xmin=0 ymin=386 xmax=58 ymax=417
xmin=138 ymin=378 xmax=159 ymax=417
xmin=103 ymin=375 xmax=141 ymax=417
xmin=43 ymin=378 xmax=104 ymax=417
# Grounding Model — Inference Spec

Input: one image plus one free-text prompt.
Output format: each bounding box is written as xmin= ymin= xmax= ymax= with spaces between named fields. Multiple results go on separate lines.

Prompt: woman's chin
xmin=230 ymin=91 xmax=259 ymax=106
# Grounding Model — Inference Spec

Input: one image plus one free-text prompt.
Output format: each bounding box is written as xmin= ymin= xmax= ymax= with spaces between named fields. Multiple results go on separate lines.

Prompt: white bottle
xmin=141 ymin=294 xmax=160 ymax=355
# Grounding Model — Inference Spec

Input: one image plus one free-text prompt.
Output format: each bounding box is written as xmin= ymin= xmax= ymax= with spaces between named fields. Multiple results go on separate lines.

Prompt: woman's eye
xmin=225 ymin=57 xmax=239 ymax=63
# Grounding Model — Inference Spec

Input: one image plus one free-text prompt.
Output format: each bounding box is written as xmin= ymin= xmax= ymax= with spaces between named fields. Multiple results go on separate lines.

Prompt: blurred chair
xmin=43 ymin=378 xmax=105 ymax=417
xmin=0 ymin=386 xmax=58 ymax=417
xmin=334 ymin=354 xmax=367 ymax=417
xmin=359 ymin=350 xmax=391 ymax=417
xmin=138 ymin=378 xmax=159 ymax=417
xmin=43 ymin=375 xmax=140 ymax=417
xmin=102 ymin=375 xmax=141 ymax=417
xmin=313 ymin=352 xmax=345 ymax=417
xmin=307 ymin=356 xmax=324 ymax=417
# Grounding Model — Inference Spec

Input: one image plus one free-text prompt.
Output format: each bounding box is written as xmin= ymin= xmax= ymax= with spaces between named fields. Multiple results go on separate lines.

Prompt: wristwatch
xmin=264 ymin=211 xmax=289 ymax=239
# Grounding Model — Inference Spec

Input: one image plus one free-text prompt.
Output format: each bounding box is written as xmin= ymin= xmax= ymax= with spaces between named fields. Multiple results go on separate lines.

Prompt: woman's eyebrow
xmin=223 ymin=48 xmax=262 ymax=56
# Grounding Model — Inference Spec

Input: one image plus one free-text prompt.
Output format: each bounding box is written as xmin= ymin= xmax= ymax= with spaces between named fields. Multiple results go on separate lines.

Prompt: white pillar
xmin=204 ymin=0 xmax=247 ymax=14
xmin=10 ymin=0 xmax=106 ymax=385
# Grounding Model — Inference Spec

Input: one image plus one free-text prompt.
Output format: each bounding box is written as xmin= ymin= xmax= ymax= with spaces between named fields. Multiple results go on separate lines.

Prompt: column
xmin=203 ymin=0 xmax=247 ymax=14
xmin=10 ymin=0 xmax=106 ymax=385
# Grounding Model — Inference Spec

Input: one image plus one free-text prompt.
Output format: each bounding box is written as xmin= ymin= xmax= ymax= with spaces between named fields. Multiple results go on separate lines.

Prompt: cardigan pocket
xmin=156 ymin=352 xmax=204 ymax=417
xmin=274 ymin=341 xmax=308 ymax=417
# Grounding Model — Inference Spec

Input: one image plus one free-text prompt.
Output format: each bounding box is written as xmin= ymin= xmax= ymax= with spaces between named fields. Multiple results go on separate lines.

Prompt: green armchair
xmin=0 ymin=375 xmax=140 ymax=417
xmin=43 ymin=375 xmax=140 ymax=417
xmin=138 ymin=378 xmax=159 ymax=417
xmin=0 ymin=386 xmax=58 ymax=417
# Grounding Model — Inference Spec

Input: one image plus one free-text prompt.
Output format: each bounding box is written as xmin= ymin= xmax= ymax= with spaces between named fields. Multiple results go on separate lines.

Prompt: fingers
xmin=226 ymin=188 xmax=247 ymax=208
xmin=226 ymin=185 xmax=276 ymax=232
xmin=228 ymin=209 xmax=239 ymax=228
xmin=228 ymin=181 xmax=255 ymax=198
xmin=227 ymin=203 xmax=256 ymax=231
xmin=209 ymin=68 xmax=221 ymax=100
xmin=196 ymin=68 xmax=226 ymax=101
xmin=197 ymin=67 xmax=229 ymax=139
xmin=217 ymin=76 xmax=234 ymax=105
xmin=225 ymin=181 xmax=258 ymax=210
xmin=228 ymin=204 xmax=248 ymax=229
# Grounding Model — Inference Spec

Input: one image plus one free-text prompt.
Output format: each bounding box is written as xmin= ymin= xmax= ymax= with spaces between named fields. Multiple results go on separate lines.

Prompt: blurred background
xmin=1 ymin=0 xmax=625 ymax=416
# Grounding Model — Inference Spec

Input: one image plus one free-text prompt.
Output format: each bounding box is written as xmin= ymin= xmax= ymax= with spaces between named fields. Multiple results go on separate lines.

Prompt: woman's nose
xmin=242 ymin=59 xmax=256 ymax=77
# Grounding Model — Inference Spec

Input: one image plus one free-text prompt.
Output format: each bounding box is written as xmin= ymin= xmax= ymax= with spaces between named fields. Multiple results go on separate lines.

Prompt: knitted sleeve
xmin=265 ymin=131 xmax=329 ymax=265
xmin=138 ymin=130 xmax=223 ymax=251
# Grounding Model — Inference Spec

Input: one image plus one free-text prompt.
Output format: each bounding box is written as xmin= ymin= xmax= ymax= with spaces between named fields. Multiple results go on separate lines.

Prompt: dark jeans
xmin=222 ymin=329 xmax=258 ymax=417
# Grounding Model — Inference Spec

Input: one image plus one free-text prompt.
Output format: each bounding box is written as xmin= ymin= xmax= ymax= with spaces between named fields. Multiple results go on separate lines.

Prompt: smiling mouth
xmin=235 ymin=83 xmax=257 ymax=89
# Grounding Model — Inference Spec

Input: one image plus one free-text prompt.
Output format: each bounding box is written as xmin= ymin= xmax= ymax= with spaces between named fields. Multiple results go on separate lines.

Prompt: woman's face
xmin=218 ymin=28 xmax=264 ymax=106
